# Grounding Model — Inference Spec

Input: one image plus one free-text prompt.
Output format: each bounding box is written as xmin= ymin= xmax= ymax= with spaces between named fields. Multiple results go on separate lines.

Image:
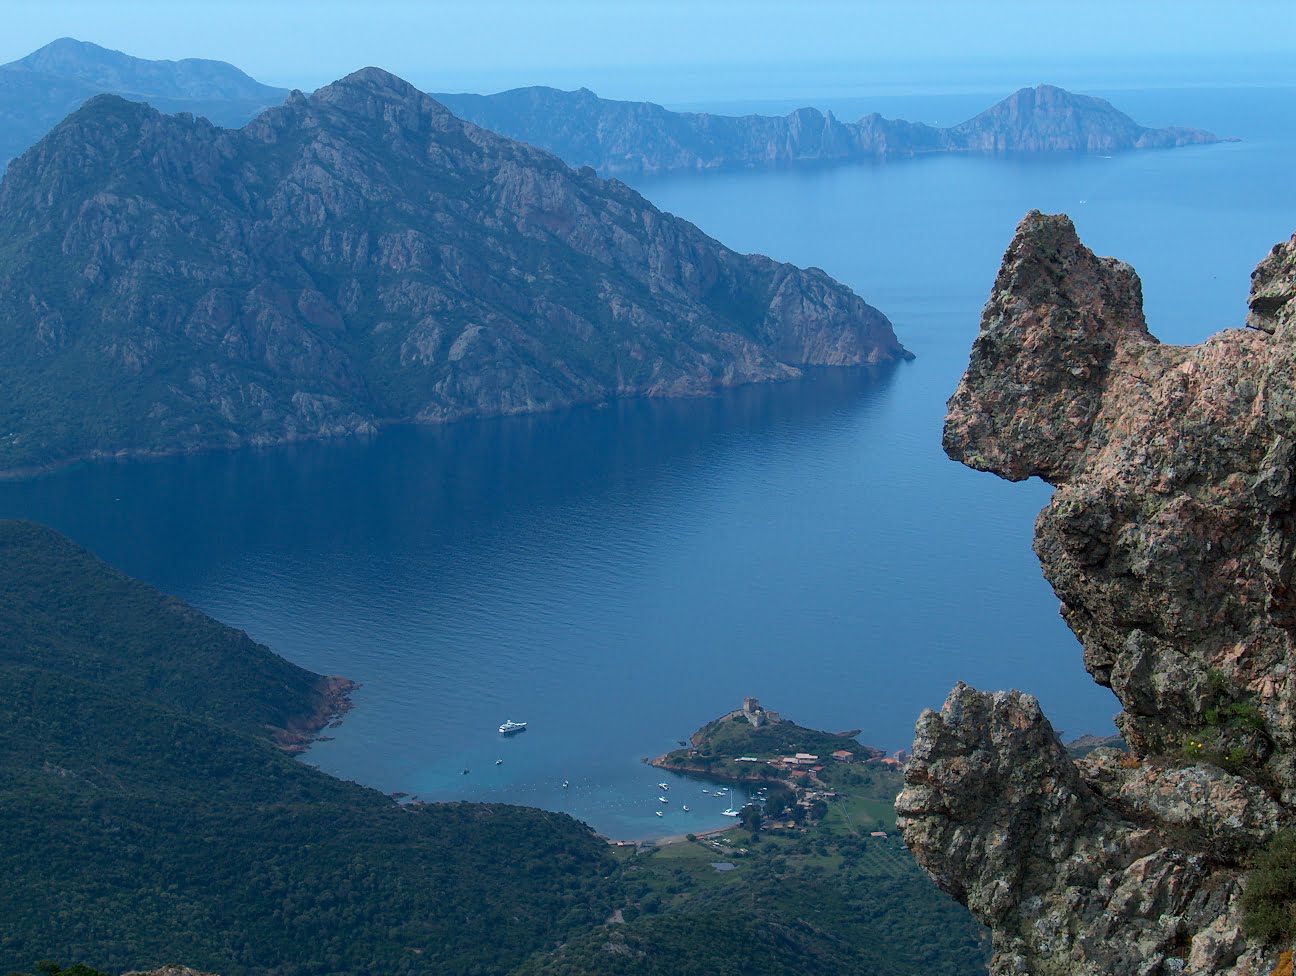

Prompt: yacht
xmin=498 ymin=720 xmax=527 ymax=735
xmin=721 ymin=807 xmax=740 ymax=817
xmin=658 ymin=796 xmax=669 ymax=803
xmin=657 ymin=782 xmax=669 ymax=790
xmin=656 ymin=811 xmax=663 ymax=817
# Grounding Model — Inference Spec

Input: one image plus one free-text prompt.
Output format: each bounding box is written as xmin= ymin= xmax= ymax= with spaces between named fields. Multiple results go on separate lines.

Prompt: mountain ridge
xmin=434 ymin=82 xmax=1226 ymax=175
xmin=0 ymin=66 xmax=907 ymax=476
xmin=0 ymin=37 xmax=290 ymax=166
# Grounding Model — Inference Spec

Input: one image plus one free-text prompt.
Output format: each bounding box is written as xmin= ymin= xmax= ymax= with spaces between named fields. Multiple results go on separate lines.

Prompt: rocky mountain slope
xmin=897 ymin=211 xmax=1296 ymax=974
xmin=435 ymin=84 xmax=1224 ymax=176
xmin=0 ymin=66 xmax=906 ymax=475
xmin=0 ymin=38 xmax=288 ymax=166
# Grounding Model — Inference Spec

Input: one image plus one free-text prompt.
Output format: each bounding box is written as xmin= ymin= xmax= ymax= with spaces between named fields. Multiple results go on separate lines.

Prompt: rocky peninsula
xmin=651 ymin=696 xmax=883 ymax=784
xmin=0 ymin=66 xmax=907 ymax=476
xmin=898 ymin=212 xmax=1296 ymax=974
xmin=436 ymin=84 xmax=1225 ymax=177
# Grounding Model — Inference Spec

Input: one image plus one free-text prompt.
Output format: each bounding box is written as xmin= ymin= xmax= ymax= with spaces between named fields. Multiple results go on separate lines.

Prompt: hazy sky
xmin=4 ymin=0 xmax=1295 ymax=99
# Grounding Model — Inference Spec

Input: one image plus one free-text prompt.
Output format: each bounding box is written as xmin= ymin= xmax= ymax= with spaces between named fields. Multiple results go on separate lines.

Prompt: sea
xmin=1 ymin=79 xmax=1293 ymax=841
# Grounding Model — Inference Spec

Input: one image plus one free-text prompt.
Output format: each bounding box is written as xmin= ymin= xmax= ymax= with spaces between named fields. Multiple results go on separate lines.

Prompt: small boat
xmin=495 ymin=759 xmax=503 ymax=765
xmin=499 ymin=720 xmax=527 ymax=735
xmin=682 ymin=805 xmax=690 ymax=812
xmin=656 ymin=811 xmax=663 ymax=817
xmin=562 ymin=780 xmax=570 ymax=789
xmin=657 ymin=782 xmax=669 ymax=790
xmin=462 ymin=768 xmax=469 ymax=775
xmin=658 ymin=796 xmax=669 ymax=803
xmin=721 ymin=807 xmax=740 ymax=817
xmin=701 ymin=789 xmax=710 ymax=794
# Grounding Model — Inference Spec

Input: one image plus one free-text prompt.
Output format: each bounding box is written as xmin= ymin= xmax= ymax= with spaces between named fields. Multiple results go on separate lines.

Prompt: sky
xmin=2 ymin=0 xmax=1295 ymax=101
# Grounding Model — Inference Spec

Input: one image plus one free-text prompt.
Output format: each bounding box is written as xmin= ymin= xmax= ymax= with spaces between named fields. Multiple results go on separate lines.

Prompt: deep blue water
xmin=2 ymin=85 xmax=1293 ymax=840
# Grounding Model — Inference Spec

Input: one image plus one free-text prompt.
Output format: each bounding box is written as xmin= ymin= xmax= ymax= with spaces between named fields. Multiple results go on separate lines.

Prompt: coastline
xmin=0 ymin=364 xmax=909 ymax=482
xmin=646 ymin=755 xmax=783 ymax=785
xmin=274 ymin=674 xmax=361 ymax=754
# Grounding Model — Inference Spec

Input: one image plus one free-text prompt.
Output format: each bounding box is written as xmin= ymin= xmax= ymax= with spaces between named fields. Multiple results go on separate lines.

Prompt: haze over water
xmin=2 ymin=82 xmax=1292 ymax=840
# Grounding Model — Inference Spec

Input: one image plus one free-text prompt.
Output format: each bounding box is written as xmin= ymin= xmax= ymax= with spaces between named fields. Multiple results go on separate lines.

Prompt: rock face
xmin=435 ymin=84 xmax=1224 ymax=176
xmin=898 ymin=212 xmax=1296 ymax=974
xmin=0 ymin=66 xmax=906 ymax=474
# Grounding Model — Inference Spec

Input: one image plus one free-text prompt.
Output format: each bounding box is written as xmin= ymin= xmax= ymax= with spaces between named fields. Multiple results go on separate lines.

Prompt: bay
xmin=1 ymin=84 xmax=1292 ymax=840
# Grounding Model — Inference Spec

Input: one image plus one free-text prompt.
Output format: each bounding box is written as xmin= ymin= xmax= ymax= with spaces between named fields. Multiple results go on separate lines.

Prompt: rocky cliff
xmin=0 ymin=66 xmax=906 ymax=474
xmin=897 ymin=212 xmax=1296 ymax=975
xmin=435 ymin=84 xmax=1224 ymax=176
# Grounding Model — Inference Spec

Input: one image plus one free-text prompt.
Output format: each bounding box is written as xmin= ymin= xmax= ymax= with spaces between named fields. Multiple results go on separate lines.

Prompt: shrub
xmin=1243 ymin=829 xmax=1296 ymax=944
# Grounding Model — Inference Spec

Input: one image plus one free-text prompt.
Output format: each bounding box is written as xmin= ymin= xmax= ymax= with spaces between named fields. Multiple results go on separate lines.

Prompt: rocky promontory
xmin=898 ymin=212 xmax=1296 ymax=974
xmin=436 ymin=84 xmax=1224 ymax=177
xmin=0 ymin=66 xmax=907 ymax=475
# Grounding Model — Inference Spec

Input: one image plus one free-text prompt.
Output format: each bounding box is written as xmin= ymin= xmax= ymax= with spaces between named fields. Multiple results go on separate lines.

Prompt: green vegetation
xmin=0 ymin=521 xmax=620 ymax=976
xmin=1 ymin=522 xmax=985 ymax=975
xmin=1177 ymin=688 xmax=1273 ymax=776
xmin=1243 ymin=829 xmax=1296 ymax=945
xmin=517 ymin=762 xmax=988 ymax=976
xmin=656 ymin=707 xmax=876 ymax=780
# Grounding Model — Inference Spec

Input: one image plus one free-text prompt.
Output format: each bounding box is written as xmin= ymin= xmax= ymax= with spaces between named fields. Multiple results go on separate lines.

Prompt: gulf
xmin=1 ymin=85 xmax=1292 ymax=840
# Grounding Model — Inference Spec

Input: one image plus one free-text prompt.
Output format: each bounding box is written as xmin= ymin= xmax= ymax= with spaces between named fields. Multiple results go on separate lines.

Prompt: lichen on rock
xmin=900 ymin=211 xmax=1296 ymax=975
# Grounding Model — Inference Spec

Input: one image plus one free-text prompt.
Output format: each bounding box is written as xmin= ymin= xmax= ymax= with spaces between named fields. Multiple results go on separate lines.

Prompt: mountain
xmin=0 ymin=519 xmax=621 ymax=975
xmin=0 ymin=67 xmax=907 ymax=475
xmin=0 ymin=38 xmax=289 ymax=166
xmin=434 ymin=83 xmax=1224 ymax=175
xmin=898 ymin=213 xmax=1296 ymax=973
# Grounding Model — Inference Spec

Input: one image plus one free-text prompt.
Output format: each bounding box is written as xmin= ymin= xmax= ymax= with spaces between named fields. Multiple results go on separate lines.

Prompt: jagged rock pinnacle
xmin=901 ymin=214 xmax=1296 ymax=974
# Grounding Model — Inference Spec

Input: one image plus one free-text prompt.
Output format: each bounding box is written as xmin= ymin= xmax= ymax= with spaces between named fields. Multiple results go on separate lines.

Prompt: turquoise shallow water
xmin=2 ymin=85 xmax=1293 ymax=840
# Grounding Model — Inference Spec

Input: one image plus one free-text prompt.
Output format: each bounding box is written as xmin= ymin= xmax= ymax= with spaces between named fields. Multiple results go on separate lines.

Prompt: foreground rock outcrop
xmin=898 ymin=212 xmax=1296 ymax=974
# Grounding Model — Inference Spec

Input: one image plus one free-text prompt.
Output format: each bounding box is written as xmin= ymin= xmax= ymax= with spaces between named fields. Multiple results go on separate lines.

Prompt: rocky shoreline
xmin=271 ymin=675 xmax=360 ymax=755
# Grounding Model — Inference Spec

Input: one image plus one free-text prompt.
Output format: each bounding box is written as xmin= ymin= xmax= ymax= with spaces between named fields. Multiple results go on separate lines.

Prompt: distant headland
xmin=435 ymin=83 xmax=1231 ymax=176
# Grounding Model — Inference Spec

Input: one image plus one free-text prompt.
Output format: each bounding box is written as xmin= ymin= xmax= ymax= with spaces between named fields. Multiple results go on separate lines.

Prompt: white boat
xmin=658 ymin=796 xmax=669 ymax=803
xmin=701 ymin=789 xmax=710 ymax=794
xmin=721 ymin=807 xmax=740 ymax=817
xmin=562 ymin=780 xmax=569 ymax=789
xmin=657 ymin=782 xmax=669 ymax=790
xmin=682 ymin=805 xmax=690 ymax=812
xmin=499 ymin=720 xmax=527 ymax=735
xmin=656 ymin=811 xmax=663 ymax=817
xmin=495 ymin=759 xmax=503 ymax=765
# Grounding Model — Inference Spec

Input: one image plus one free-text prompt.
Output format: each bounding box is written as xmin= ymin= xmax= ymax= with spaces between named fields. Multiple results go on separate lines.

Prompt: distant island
xmin=434 ymin=83 xmax=1229 ymax=176
xmin=0 ymin=66 xmax=907 ymax=476
xmin=0 ymin=37 xmax=289 ymax=167
xmin=0 ymin=40 xmax=1227 ymax=183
